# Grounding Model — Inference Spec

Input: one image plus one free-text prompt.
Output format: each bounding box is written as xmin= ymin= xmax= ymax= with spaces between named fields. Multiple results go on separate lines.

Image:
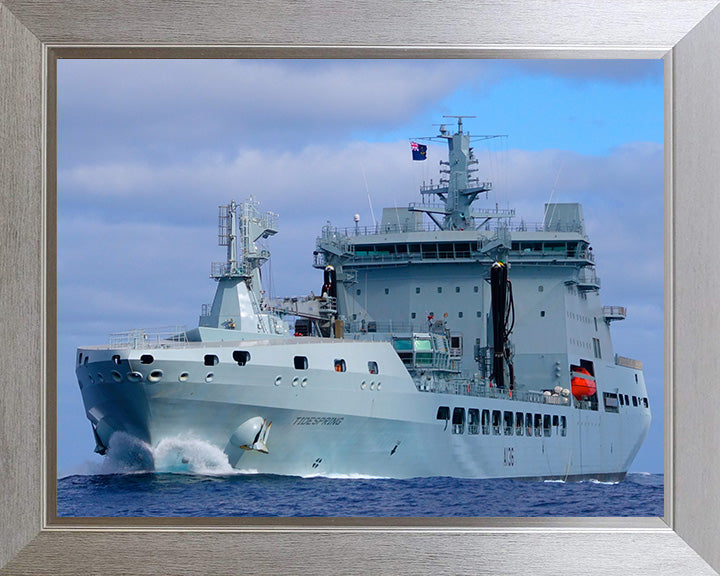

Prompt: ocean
xmin=57 ymin=436 xmax=662 ymax=517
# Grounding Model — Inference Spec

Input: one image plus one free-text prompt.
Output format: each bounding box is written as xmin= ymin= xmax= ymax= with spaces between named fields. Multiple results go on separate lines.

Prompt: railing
xmin=320 ymin=219 xmax=584 ymax=238
xmin=108 ymin=326 xmax=188 ymax=349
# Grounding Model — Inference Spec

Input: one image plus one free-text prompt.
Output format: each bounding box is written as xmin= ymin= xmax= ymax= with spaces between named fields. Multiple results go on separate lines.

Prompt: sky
xmin=57 ymin=58 xmax=664 ymax=478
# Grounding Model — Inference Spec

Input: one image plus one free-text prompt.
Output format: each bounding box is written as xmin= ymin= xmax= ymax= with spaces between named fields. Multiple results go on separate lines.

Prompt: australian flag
xmin=411 ymin=141 xmax=427 ymax=161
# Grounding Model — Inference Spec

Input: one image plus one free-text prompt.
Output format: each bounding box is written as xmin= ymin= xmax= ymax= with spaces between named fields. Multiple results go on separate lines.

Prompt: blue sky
xmin=57 ymin=59 xmax=664 ymax=477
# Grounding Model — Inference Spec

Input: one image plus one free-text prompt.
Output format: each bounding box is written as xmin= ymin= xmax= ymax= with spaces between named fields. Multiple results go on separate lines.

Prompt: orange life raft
xmin=571 ymin=367 xmax=597 ymax=399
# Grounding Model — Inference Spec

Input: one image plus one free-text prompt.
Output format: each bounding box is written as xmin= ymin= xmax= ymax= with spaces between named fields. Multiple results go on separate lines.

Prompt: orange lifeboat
xmin=571 ymin=367 xmax=596 ymax=399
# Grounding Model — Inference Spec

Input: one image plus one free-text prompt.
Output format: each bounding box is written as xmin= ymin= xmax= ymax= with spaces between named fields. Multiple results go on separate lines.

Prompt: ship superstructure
xmin=76 ymin=117 xmax=650 ymax=480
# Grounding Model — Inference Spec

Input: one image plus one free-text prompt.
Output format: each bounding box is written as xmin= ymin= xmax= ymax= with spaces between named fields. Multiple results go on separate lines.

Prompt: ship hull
xmin=76 ymin=338 xmax=650 ymax=480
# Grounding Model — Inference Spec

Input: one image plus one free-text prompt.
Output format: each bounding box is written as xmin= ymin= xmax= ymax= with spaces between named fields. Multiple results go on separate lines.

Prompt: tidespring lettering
xmin=292 ymin=416 xmax=344 ymax=426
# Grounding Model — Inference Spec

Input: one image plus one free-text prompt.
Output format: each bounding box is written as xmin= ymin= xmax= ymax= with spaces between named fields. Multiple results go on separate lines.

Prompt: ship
xmin=76 ymin=116 xmax=651 ymax=480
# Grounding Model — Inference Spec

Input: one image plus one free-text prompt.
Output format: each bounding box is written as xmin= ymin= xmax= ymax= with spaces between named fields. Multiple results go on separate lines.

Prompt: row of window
xmin=437 ymin=406 xmax=568 ymax=438
xmin=125 ymin=352 xmax=380 ymax=375
xmin=602 ymin=392 xmax=649 ymax=413
xmin=357 ymin=285 xmax=482 ymax=297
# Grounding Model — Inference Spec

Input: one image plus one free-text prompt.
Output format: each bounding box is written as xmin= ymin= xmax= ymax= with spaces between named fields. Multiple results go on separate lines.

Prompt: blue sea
xmin=57 ymin=435 xmax=662 ymax=517
xmin=57 ymin=473 xmax=662 ymax=517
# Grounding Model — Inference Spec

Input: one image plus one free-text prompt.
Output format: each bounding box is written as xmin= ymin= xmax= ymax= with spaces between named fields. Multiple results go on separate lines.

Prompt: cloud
xmin=58 ymin=59 xmax=490 ymax=166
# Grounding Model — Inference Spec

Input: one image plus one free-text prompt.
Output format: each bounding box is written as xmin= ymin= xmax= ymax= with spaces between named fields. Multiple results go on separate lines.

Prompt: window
xmin=437 ymin=287 xmax=442 ymax=293
xmin=411 ymin=312 xmax=416 ymax=319
xmin=534 ymin=414 xmax=542 ymax=437
xmin=384 ymin=288 xmax=389 ymax=295
xmin=458 ymin=311 xmax=463 ymax=318
xmin=503 ymin=411 xmax=514 ymax=436
xmin=474 ymin=286 xmax=479 ymax=293
xmin=334 ymin=359 xmax=346 ymax=372
xmin=543 ymin=414 xmax=552 ymax=437
xmin=625 ymin=394 xmax=630 ymax=405
xmin=416 ymin=287 xmax=421 ymax=294
xmin=455 ymin=286 xmax=460 ymax=293
xmin=437 ymin=406 xmax=450 ymax=422
xmin=112 ymin=354 xmax=121 ymax=365
xmin=492 ymin=410 xmax=501 ymax=435
xmin=552 ymin=415 xmax=559 ymax=429
xmin=561 ymin=416 xmax=567 ymax=437
xmin=294 ymin=356 xmax=308 ymax=370
xmin=140 ymin=354 xmax=154 ymax=365
xmin=468 ymin=409 xmax=480 ymax=434
xmin=233 ymin=350 xmax=250 ymax=366
xmin=515 ymin=412 xmax=524 ymax=436
xmin=356 ymin=289 xmax=361 ymax=295
xmin=603 ymin=392 xmax=619 ymax=413
xmin=619 ymin=394 xmax=625 ymax=406
xmin=481 ymin=409 xmax=490 ymax=435
xmin=540 ymin=311 xmax=545 ymax=317
xmin=538 ymin=285 xmax=544 ymax=292
xmin=368 ymin=361 xmax=378 ymax=374
xmin=452 ymin=407 xmax=466 ymax=435
xmin=593 ymin=337 xmax=602 ymax=359
xmin=477 ymin=311 xmax=482 ymax=318
xmin=526 ymin=413 xmax=533 ymax=437
xmin=204 ymin=354 xmax=219 ymax=366
xmin=594 ymin=317 xmax=598 ymax=331
xmin=643 ymin=397 xmax=649 ymax=408
xmin=632 ymin=396 xmax=638 ymax=407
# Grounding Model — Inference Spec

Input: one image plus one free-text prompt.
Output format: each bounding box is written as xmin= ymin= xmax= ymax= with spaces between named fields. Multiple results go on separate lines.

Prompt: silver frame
xmin=2 ymin=1 xmax=720 ymax=574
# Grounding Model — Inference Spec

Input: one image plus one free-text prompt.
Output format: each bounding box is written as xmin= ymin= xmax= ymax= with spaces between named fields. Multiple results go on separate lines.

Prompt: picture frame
xmin=2 ymin=1 xmax=720 ymax=573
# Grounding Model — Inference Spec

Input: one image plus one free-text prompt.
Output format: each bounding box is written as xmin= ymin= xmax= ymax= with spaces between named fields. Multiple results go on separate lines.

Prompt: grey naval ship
xmin=76 ymin=117 xmax=651 ymax=480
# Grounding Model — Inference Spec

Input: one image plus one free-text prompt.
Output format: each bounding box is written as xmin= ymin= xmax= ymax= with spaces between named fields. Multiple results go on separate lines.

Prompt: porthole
xmin=111 ymin=370 xmax=121 ymax=382
xmin=127 ymin=371 xmax=143 ymax=383
xmin=292 ymin=377 xmax=299 ymax=387
xmin=370 ymin=381 xmax=376 ymax=390
xmin=205 ymin=373 xmax=214 ymax=382
xmin=88 ymin=375 xmax=94 ymax=385
xmin=361 ymin=381 xmax=367 ymax=390
xmin=377 ymin=382 xmax=382 ymax=391
xmin=178 ymin=372 xmax=189 ymax=382
xmin=301 ymin=378 xmax=308 ymax=387
xmin=97 ymin=373 xmax=104 ymax=383
xmin=148 ymin=370 xmax=164 ymax=383
xmin=275 ymin=376 xmax=282 ymax=386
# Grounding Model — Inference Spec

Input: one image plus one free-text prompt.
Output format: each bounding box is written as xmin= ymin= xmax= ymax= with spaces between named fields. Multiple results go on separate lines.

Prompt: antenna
xmin=443 ymin=115 xmax=476 ymax=134
xmin=360 ymin=164 xmax=377 ymax=227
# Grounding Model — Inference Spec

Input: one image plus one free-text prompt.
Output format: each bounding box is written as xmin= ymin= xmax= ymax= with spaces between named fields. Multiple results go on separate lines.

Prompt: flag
xmin=411 ymin=141 xmax=427 ymax=161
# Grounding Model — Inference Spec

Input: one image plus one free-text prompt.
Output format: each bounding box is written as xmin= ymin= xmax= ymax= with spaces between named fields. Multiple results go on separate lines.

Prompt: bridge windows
xmin=481 ymin=409 xmax=490 ymax=435
xmin=468 ymin=409 xmax=480 ymax=434
xmin=503 ymin=411 xmax=513 ymax=435
xmin=543 ymin=415 xmax=552 ymax=437
xmin=492 ymin=410 xmax=501 ymax=435
xmin=452 ymin=407 xmax=466 ymax=434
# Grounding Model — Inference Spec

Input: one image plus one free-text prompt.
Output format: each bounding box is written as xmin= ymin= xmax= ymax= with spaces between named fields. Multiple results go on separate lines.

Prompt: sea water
xmin=57 ymin=434 xmax=663 ymax=517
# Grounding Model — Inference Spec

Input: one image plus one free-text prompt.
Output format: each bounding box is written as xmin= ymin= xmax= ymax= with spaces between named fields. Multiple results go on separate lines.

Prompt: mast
xmin=411 ymin=115 xmax=514 ymax=231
